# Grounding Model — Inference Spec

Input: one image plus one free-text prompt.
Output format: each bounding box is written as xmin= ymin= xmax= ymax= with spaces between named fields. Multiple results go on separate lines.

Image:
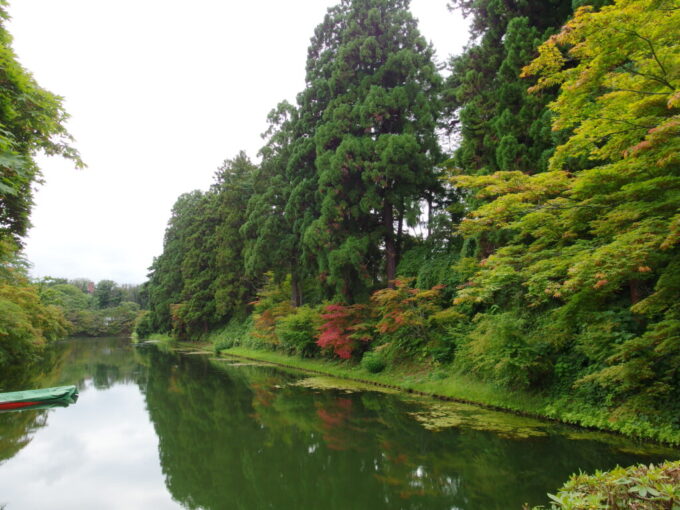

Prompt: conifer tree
xmin=444 ymin=0 xmax=575 ymax=175
xmin=212 ymin=152 xmax=257 ymax=318
xmin=305 ymin=0 xmax=442 ymax=302
xmin=146 ymin=191 xmax=204 ymax=334
xmin=242 ymin=102 xmax=310 ymax=306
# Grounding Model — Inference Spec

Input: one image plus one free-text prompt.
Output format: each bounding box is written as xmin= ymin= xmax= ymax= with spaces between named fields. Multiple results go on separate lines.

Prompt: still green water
xmin=0 ymin=338 xmax=676 ymax=510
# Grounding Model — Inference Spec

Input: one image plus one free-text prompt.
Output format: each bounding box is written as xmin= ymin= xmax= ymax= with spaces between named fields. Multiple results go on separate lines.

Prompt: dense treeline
xmin=139 ymin=0 xmax=677 ymax=439
xmin=38 ymin=278 xmax=144 ymax=337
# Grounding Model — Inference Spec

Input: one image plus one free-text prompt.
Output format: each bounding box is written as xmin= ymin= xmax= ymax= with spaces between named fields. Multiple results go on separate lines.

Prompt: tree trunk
xmin=479 ymin=232 xmax=495 ymax=259
xmin=291 ymin=271 xmax=303 ymax=307
xmin=396 ymin=205 xmax=404 ymax=268
xmin=629 ymin=279 xmax=646 ymax=325
xmin=384 ymin=201 xmax=396 ymax=288
xmin=427 ymin=194 xmax=433 ymax=239
xmin=629 ymin=279 xmax=644 ymax=306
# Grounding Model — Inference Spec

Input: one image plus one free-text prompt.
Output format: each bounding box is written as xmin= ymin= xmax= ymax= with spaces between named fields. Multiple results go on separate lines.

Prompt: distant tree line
xmin=37 ymin=278 xmax=145 ymax=337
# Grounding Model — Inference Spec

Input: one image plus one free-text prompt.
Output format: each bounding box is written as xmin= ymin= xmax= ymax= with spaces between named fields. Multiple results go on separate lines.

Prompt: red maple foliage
xmin=316 ymin=304 xmax=372 ymax=359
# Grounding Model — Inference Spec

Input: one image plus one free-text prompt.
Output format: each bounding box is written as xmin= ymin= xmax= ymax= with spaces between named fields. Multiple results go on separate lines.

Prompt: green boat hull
xmin=0 ymin=385 xmax=78 ymax=411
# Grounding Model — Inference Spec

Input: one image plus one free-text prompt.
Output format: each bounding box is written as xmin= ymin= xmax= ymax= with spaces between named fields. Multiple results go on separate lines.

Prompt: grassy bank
xmin=220 ymin=346 xmax=680 ymax=446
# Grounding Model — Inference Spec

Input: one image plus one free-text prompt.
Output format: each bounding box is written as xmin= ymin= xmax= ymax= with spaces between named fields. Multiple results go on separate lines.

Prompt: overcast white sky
xmin=7 ymin=0 xmax=470 ymax=284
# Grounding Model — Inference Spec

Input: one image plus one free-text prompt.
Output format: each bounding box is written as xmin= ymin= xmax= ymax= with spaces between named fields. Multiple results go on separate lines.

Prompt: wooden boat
xmin=0 ymin=385 xmax=78 ymax=411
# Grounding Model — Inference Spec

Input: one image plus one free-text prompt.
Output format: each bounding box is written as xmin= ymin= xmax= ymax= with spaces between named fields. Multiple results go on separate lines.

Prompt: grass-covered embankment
xmin=219 ymin=346 xmax=680 ymax=446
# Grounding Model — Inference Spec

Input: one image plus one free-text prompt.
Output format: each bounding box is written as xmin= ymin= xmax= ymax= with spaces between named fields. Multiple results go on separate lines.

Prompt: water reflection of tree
xmin=0 ymin=410 xmax=48 ymax=466
xmin=56 ymin=337 xmax=147 ymax=390
xmin=0 ymin=338 xmax=148 ymax=466
xmin=142 ymin=353 xmax=674 ymax=510
xmin=0 ymin=343 xmax=65 ymax=466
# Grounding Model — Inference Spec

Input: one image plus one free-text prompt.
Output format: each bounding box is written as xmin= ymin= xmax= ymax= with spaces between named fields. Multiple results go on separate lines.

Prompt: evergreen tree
xmin=242 ymin=102 xmax=307 ymax=306
xmin=305 ymin=0 xmax=442 ymax=302
xmin=176 ymin=190 xmax=221 ymax=338
xmin=212 ymin=152 xmax=257 ymax=319
xmin=444 ymin=0 xmax=575 ymax=175
xmin=146 ymin=191 xmax=204 ymax=334
xmin=146 ymin=155 xmax=257 ymax=338
xmin=94 ymin=280 xmax=123 ymax=309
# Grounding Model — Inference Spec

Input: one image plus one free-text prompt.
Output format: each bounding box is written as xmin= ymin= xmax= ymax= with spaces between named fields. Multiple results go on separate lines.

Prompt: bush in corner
xmin=527 ymin=460 xmax=680 ymax=510
xmin=276 ymin=306 xmax=321 ymax=358
xmin=361 ymin=351 xmax=386 ymax=374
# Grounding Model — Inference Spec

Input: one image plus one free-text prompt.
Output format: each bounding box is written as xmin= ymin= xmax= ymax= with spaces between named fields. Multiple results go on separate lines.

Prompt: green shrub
xmin=211 ymin=317 xmax=252 ymax=353
xmin=528 ymin=460 xmax=680 ymax=510
xmin=276 ymin=306 xmax=320 ymax=357
xmin=134 ymin=310 xmax=154 ymax=340
xmin=457 ymin=312 xmax=548 ymax=390
xmin=361 ymin=351 xmax=386 ymax=373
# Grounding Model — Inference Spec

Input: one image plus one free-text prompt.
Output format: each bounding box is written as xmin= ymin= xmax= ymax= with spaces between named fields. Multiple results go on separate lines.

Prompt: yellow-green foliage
xmin=449 ymin=0 xmax=680 ymax=417
xmin=0 ymin=277 xmax=68 ymax=369
xmin=250 ymin=273 xmax=293 ymax=347
xmin=275 ymin=305 xmax=322 ymax=357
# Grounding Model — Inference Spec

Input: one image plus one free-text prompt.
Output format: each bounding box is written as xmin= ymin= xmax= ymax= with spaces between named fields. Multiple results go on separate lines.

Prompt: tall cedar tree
xmin=444 ymin=0 xmax=575 ymax=175
xmin=242 ymin=102 xmax=310 ymax=306
xmin=211 ymin=152 xmax=257 ymax=319
xmin=242 ymin=3 xmax=348 ymax=307
xmin=306 ymin=0 xmax=442 ymax=303
xmin=145 ymin=191 xmax=204 ymax=334
xmin=286 ymin=6 xmax=349 ymax=304
xmin=176 ymin=190 xmax=221 ymax=338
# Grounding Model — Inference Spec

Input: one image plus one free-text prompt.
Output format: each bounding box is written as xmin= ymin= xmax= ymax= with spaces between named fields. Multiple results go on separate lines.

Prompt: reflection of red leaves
xmin=337 ymin=398 xmax=352 ymax=410
xmin=393 ymin=453 xmax=408 ymax=464
xmin=317 ymin=408 xmax=344 ymax=427
xmin=316 ymin=398 xmax=354 ymax=451
xmin=399 ymin=489 xmax=426 ymax=500
xmin=373 ymin=474 xmax=402 ymax=486
xmin=252 ymin=382 xmax=276 ymax=408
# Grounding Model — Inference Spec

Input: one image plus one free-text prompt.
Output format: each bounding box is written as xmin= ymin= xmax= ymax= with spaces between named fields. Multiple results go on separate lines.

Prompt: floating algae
xmin=292 ymin=376 xmax=400 ymax=395
xmin=409 ymin=401 xmax=550 ymax=439
xmin=557 ymin=428 xmax=678 ymax=456
xmin=209 ymin=358 xmax=272 ymax=368
xmin=224 ymin=362 xmax=273 ymax=368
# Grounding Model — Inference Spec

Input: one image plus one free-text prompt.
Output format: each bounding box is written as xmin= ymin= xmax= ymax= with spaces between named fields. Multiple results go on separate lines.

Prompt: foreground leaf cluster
xmin=530 ymin=460 xmax=680 ymax=510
